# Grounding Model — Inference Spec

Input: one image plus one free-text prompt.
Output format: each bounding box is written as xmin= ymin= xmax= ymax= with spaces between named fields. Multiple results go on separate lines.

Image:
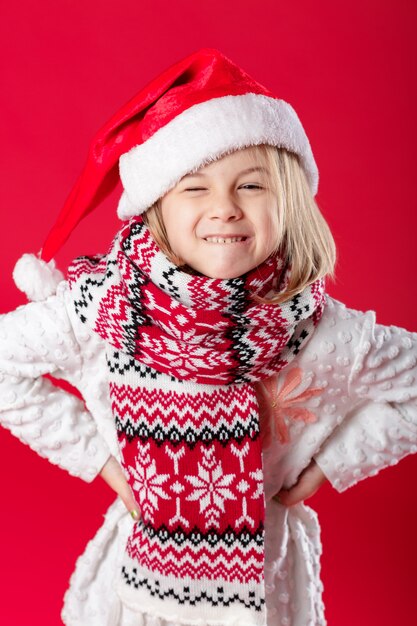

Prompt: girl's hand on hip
xmin=99 ymin=455 xmax=141 ymax=520
xmin=274 ymin=459 xmax=327 ymax=506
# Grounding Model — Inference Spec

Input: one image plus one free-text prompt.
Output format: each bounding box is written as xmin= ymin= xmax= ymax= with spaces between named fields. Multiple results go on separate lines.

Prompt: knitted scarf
xmin=68 ymin=216 xmax=326 ymax=625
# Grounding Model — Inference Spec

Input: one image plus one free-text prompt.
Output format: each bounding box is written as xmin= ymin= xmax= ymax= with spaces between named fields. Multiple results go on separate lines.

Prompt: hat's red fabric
xmin=40 ymin=48 xmax=318 ymax=261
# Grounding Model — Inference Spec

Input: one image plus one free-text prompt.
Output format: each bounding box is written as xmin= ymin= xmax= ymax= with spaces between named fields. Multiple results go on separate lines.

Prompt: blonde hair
xmin=143 ymin=145 xmax=337 ymax=304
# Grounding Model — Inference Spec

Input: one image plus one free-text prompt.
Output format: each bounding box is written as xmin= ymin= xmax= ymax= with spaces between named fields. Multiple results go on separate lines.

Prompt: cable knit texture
xmin=1 ymin=289 xmax=417 ymax=625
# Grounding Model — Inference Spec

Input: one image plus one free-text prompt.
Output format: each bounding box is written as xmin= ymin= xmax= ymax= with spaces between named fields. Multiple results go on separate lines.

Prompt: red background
xmin=1 ymin=1 xmax=416 ymax=624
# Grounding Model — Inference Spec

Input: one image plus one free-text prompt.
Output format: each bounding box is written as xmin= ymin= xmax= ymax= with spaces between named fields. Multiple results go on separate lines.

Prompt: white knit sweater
xmin=0 ymin=281 xmax=416 ymax=626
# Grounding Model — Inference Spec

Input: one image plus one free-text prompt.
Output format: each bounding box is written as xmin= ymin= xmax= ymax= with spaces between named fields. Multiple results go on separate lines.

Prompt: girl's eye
xmin=240 ymin=184 xmax=263 ymax=190
xmin=183 ymin=184 xmax=264 ymax=192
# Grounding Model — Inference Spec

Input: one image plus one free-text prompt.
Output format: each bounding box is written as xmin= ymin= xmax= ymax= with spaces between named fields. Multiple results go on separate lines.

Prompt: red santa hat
xmin=13 ymin=47 xmax=319 ymax=300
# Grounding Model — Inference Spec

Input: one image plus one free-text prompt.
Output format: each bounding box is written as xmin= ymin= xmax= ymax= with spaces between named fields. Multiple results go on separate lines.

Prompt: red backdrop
xmin=1 ymin=1 xmax=416 ymax=624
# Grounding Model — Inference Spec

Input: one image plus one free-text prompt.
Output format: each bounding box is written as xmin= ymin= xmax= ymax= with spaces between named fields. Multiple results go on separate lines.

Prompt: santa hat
xmin=13 ymin=47 xmax=319 ymax=300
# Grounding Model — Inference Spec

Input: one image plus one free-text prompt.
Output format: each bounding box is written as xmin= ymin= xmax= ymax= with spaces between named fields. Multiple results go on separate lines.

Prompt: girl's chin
xmin=181 ymin=249 xmax=265 ymax=279
xmin=191 ymin=262 xmax=255 ymax=280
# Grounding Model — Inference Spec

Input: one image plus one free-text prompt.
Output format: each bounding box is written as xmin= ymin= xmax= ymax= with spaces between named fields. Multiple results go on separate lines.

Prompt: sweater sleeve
xmin=0 ymin=288 xmax=112 ymax=483
xmin=313 ymin=309 xmax=417 ymax=492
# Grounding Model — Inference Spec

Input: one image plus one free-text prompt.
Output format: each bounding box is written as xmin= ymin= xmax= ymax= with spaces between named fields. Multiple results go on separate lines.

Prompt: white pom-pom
xmin=13 ymin=253 xmax=65 ymax=302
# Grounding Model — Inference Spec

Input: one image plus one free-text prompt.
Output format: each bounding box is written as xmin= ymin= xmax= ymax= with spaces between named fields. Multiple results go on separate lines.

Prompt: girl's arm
xmin=0 ymin=289 xmax=112 ymax=483
xmin=313 ymin=310 xmax=417 ymax=492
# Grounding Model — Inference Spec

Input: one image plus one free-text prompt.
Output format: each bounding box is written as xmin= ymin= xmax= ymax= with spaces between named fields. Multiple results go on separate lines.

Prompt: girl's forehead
xmin=183 ymin=146 xmax=267 ymax=178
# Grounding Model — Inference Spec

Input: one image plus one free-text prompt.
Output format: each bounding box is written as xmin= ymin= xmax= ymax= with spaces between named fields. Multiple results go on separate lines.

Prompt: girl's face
xmin=160 ymin=147 xmax=280 ymax=279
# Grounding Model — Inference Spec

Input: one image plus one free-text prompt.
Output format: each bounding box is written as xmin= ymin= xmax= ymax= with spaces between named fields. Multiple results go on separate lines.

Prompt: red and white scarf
xmin=68 ymin=216 xmax=326 ymax=625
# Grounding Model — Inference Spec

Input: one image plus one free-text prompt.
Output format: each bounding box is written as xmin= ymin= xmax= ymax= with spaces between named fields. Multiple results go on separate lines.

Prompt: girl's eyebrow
xmin=181 ymin=166 xmax=269 ymax=179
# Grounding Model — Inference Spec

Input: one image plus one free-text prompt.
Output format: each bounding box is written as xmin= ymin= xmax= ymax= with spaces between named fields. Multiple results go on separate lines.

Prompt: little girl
xmin=1 ymin=48 xmax=417 ymax=626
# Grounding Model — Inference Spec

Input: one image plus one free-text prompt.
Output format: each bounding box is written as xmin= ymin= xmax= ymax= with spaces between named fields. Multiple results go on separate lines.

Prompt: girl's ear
xmin=13 ymin=253 xmax=65 ymax=302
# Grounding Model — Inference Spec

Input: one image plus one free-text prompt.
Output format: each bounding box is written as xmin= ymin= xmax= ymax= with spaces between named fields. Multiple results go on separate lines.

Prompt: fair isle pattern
xmin=66 ymin=217 xmax=326 ymax=624
xmin=112 ymin=384 xmax=260 ymax=447
xmin=110 ymin=350 xmax=266 ymax=621
xmin=67 ymin=216 xmax=326 ymax=385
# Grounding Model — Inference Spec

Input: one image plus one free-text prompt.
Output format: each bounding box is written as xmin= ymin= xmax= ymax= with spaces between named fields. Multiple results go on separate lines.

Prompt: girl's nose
xmin=209 ymin=195 xmax=243 ymax=221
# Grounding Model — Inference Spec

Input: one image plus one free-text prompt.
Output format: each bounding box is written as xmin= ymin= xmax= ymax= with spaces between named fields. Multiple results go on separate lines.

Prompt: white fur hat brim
xmin=117 ymin=93 xmax=318 ymax=220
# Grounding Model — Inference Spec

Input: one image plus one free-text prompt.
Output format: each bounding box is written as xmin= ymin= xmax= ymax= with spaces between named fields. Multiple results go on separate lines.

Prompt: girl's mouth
xmin=203 ymin=236 xmax=248 ymax=244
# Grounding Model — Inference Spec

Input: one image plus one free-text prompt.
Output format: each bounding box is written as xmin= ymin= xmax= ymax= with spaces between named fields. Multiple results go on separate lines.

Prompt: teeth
xmin=205 ymin=237 xmax=245 ymax=244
